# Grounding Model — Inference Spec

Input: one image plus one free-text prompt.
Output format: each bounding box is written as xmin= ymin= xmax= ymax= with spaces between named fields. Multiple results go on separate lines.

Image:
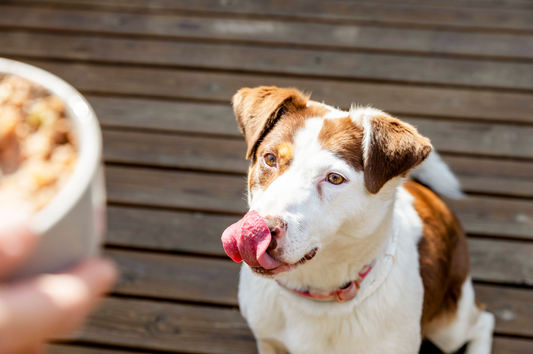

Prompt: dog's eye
xmin=327 ymin=173 xmax=345 ymax=185
xmin=264 ymin=153 xmax=277 ymax=167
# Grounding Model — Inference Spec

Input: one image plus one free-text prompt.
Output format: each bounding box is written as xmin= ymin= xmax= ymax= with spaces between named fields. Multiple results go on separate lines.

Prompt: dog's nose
xmin=264 ymin=216 xmax=286 ymax=251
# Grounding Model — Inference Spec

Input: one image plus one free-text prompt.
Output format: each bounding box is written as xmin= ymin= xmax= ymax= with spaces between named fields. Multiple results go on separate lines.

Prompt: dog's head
xmin=222 ymin=86 xmax=432 ymax=278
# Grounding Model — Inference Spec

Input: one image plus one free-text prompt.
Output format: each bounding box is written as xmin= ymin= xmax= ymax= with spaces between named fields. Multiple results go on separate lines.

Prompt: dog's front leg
xmin=258 ymin=338 xmax=289 ymax=354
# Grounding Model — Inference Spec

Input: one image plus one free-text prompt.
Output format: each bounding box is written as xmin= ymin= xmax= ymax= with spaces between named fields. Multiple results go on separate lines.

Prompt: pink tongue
xmin=221 ymin=211 xmax=282 ymax=269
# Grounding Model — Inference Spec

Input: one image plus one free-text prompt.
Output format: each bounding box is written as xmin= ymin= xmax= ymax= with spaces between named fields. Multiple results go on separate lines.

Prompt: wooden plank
xmin=422 ymin=336 xmax=533 ymax=354
xmin=11 ymin=0 xmax=533 ymax=12
xmin=470 ymin=239 xmax=533 ymax=286
xmin=51 ymin=300 xmax=533 ymax=354
xmin=106 ymin=206 xmax=237 ymax=255
xmin=4 ymin=31 xmax=533 ymax=91
xmin=18 ymin=60 xmax=533 ymax=124
xmin=75 ymin=297 xmax=257 ymax=354
xmin=406 ymin=118 xmax=533 ymax=159
xmin=102 ymin=130 xmax=248 ymax=174
xmin=50 ymin=250 xmax=533 ymax=353
xmin=476 ymin=285 xmax=533 ymax=338
xmin=6 ymin=0 xmax=533 ymax=33
xmin=47 ymin=338 xmax=533 ymax=354
xmin=91 ymin=96 xmax=238 ymax=137
xmin=108 ymin=250 xmax=239 ymax=306
xmin=105 ymin=244 xmax=533 ymax=301
xmin=105 ymin=166 xmax=533 ymax=239
xmin=492 ymin=337 xmax=533 ymax=354
xmin=3 ymin=6 xmax=533 ymax=61
xmin=443 ymin=156 xmax=533 ymax=199
xmin=49 ymin=344 xmax=144 ymax=354
xmin=103 ymin=248 xmax=533 ymax=339
xmin=93 ymin=97 xmax=533 ymax=154
xmin=447 ymin=197 xmax=533 ymax=240
xmin=102 ymin=130 xmax=533 ymax=198
xmin=105 ymin=166 xmax=247 ymax=214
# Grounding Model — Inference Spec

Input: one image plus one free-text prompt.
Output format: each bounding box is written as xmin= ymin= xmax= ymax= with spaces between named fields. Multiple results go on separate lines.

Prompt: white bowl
xmin=0 ymin=58 xmax=106 ymax=280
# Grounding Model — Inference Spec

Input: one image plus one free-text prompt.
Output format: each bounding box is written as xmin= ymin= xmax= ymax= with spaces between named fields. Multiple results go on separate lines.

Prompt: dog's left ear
xmin=351 ymin=107 xmax=433 ymax=194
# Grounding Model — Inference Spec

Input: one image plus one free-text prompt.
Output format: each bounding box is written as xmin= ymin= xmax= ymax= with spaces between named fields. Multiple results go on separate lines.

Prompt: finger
xmin=0 ymin=209 xmax=37 ymax=279
xmin=12 ymin=343 xmax=43 ymax=354
xmin=0 ymin=258 xmax=117 ymax=353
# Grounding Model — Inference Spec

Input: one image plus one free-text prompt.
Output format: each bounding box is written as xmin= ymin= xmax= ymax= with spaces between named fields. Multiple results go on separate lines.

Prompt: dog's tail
xmin=410 ymin=151 xmax=466 ymax=199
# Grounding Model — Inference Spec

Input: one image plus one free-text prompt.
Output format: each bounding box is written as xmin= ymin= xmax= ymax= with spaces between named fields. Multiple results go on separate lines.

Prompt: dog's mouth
xmin=251 ymin=247 xmax=318 ymax=277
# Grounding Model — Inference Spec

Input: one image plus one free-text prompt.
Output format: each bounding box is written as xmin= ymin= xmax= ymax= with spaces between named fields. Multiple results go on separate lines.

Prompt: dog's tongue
xmin=221 ymin=211 xmax=282 ymax=269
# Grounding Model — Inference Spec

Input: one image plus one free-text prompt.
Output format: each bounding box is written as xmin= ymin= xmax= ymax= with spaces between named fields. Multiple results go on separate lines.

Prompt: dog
xmin=221 ymin=86 xmax=494 ymax=354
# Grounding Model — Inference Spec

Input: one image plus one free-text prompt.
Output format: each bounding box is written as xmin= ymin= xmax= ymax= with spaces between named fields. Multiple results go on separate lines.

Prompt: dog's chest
xmin=240 ymin=241 xmax=425 ymax=354
xmin=277 ymin=295 xmax=421 ymax=354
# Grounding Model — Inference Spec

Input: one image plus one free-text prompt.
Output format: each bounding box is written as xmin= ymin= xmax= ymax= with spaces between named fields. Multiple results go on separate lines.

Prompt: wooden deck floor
xmin=1 ymin=0 xmax=533 ymax=353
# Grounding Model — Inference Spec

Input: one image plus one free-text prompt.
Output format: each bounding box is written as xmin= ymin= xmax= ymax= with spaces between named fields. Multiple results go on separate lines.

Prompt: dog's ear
xmin=351 ymin=107 xmax=432 ymax=194
xmin=232 ymin=86 xmax=309 ymax=159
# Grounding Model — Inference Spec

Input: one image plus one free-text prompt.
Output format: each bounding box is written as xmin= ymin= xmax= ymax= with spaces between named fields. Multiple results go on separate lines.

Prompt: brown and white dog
xmin=221 ymin=86 xmax=494 ymax=354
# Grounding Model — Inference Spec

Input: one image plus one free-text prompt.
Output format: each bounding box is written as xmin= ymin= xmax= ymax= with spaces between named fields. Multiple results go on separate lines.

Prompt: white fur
xmin=240 ymin=107 xmax=492 ymax=353
xmin=426 ymin=277 xmax=495 ymax=354
xmin=411 ymin=151 xmax=466 ymax=200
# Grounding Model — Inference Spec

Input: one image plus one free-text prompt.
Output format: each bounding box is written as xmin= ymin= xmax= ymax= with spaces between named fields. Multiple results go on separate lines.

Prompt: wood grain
xmin=17 ymin=60 xmax=533 ymax=124
xmin=470 ymin=239 xmax=533 ymax=286
xmin=91 ymin=96 xmax=238 ymax=136
xmin=69 ymin=1 xmax=533 ymax=34
xmin=5 ymin=1 xmax=533 ymax=35
xmin=106 ymin=244 xmax=533 ymax=301
xmin=447 ymin=197 xmax=533 ymax=240
xmin=48 ymin=251 xmax=533 ymax=354
xmin=11 ymin=0 xmax=533 ymax=12
xmin=492 ymin=337 xmax=533 ymax=354
xmin=443 ymin=156 xmax=533 ymax=199
xmin=106 ymin=206 xmax=238 ymax=255
xmin=48 ymin=336 xmax=533 ymax=354
xmin=476 ymin=285 xmax=533 ymax=338
xmin=108 ymin=249 xmax=240 ymax=306
xmin=4 ymin=31 xmax=533 ymax=91
xmin=405 ymin=118 xmax=533 ymax=159
xmin=102 ymin=130 xmax=248 ymax=174
xmin=92 ymin=97 xmax=533 ymax=152
xmin=82 ymin=248 xmax=533 ymax=342
xmin=105 ymin=166 xmax=247 ymax=214
xmin=2 ymin=6 xmax=533 ymax=61
xmin=76 ymin=297 xmax=257 ymax=354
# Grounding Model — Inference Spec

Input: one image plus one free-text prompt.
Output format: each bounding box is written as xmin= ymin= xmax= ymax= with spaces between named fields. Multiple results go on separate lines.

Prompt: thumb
xmin=0 ymin=208 xmax=38 ymax=279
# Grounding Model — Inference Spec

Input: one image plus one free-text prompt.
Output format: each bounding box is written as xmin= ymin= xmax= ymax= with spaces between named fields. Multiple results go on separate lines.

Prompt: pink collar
xmin=276 ymin=260 xmax=376 ymax=303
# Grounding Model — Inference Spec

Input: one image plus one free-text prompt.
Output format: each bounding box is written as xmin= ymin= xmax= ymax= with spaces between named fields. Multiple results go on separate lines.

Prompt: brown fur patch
xmin=365 ymin=115 xmax=432 ymax=194
xmin=232 ymin=86 xmax=310 ymax=159
xmin=403 ymin=181 xmax=470 ymax=336
xmin=318 ymin=117 xmax=364 ymax=173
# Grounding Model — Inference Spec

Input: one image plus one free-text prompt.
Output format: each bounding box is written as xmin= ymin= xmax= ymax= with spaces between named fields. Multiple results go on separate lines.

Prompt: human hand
xmin=0 ymin=211 xmax=117 ymax=354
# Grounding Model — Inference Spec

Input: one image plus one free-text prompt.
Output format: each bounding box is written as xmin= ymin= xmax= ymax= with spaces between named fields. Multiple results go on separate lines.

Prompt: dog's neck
xmin=277 ymin=193 xmax=397 ymax=292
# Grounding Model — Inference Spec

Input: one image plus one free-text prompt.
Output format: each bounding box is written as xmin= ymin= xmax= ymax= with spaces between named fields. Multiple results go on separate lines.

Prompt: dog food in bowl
xmin=0 ymin=74 xmax=77 ymax=211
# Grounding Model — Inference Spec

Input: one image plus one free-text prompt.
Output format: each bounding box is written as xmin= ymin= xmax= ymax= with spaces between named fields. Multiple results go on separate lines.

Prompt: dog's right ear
xmin=232 ymin=86 xmax=309 ymax=159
